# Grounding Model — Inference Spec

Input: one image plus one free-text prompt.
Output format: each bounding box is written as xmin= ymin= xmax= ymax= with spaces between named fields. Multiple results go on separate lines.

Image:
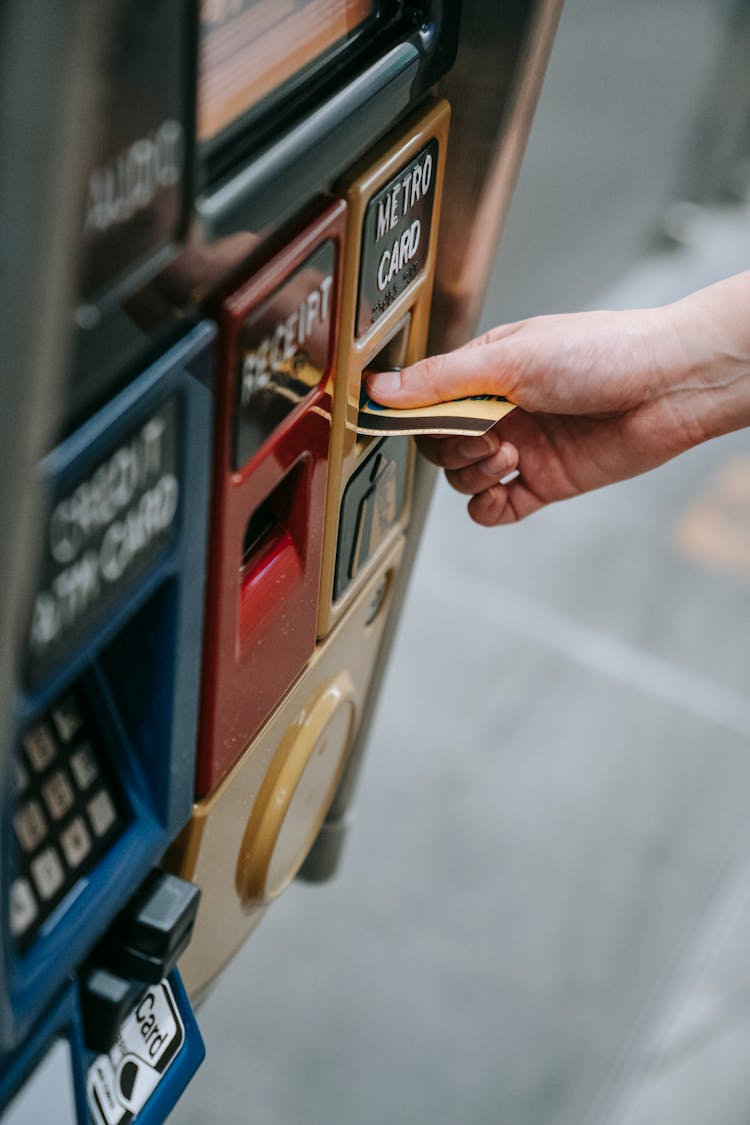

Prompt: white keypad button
xmin=30 ymin=847 xmax=65 ymax=900
xmin=9 ymin=878 xmax=38 ymax=937
xmin=69 ymin=744 xmax=99 ymax=791
xmin=51 ymin=697 xmax=83 ymax=744
xmin=60 ymin=817 xmax=91 ymax=869
xmin=14 ymin=759 xmax=30 ymax=793
xmin=87 ymin=789 xmax=116 ymax=838
xmin=13 ymin=800 xmax=48 ymax=853
xmin=42 ymin=770 xmax=75 ymax=821
xmin=23 ymin=724 xmax=57 ymax=773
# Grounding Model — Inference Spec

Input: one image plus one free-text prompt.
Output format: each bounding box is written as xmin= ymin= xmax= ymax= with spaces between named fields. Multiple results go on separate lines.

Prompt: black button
xmin=81 ymin=967 xmax=146 ymax=1053
xmin=101 ymin=870 xmax=201 ymax=983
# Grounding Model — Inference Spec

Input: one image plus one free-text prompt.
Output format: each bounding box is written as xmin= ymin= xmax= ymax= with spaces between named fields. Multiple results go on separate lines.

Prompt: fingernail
xmin=458 ymin=433 xmax=495 ymax=459
xmin=366 ymin=370 xmax=402 ymax=396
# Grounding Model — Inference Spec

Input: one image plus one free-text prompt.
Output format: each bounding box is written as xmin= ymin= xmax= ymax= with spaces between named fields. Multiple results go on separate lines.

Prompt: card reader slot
xmin=362 ymin=315 xmax=411 ymax=379
xmin=358 ymin=314 xmax=412 ymax=456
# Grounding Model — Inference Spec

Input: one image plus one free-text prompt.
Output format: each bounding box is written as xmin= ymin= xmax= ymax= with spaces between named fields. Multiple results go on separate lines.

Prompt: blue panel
xmin=0 ymin=986 xmax=87 ymax=1122
xmin=0 ymin=323 xmax=215 ymax=1050
xmin=0 ymin=972 xmax=203 ymax=1125
xmin=83 ymin=972 xmax=205 ymax=1125
xmin=130 ymin=972 xmax=205 ymax=1125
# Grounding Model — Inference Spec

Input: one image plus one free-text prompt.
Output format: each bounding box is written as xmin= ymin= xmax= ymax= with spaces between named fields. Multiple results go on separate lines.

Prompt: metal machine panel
xmin=68 ymin=0 xmax=200 ymax=435
xmin=1 ymin=324 xmax=214 ymax=1050
xmin=166 ymin=536 xmax=405 ymax=1000
xmin=78 ymin=0 xmax=197 ymax=312
xmin=317 ymin=97 xmax=449 ymax=637
xmin=196 ymin=201 xmax=345 ymax=797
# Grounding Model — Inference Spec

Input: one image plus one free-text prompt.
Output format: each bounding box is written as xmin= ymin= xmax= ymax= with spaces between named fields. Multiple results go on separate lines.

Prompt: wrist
xmin=660 ymin=274 xmax=750 ymax=448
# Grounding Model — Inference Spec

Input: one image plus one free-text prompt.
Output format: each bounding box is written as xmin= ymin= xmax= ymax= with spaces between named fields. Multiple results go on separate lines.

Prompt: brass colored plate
xmin=237 ymin=674 xmax=355 ymax=905
xmin=318 ymin=98 xmax=450 ymax=639
xmin=168 ymin=536 xmax=406 ymax=1001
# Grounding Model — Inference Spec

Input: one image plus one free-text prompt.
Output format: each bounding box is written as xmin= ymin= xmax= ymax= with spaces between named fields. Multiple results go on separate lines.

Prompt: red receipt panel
xmin=197 ymin=201 xmax=345 ymax=797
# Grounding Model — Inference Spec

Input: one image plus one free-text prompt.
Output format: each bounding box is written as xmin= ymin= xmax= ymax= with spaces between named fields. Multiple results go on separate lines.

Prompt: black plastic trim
xmin=198 ymin=42 xmax=420 ymax=238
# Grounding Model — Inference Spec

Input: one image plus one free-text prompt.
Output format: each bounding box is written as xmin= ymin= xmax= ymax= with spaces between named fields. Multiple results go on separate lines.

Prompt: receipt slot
xmin=318 ymin=98 xmax=449 ymax=637
xmin=166 ymin=537 xmax=404 ymax=999
xmin=0 ymin=325 xmax=214 ymax=1050
xmin=196 ymin=202 xmax=345 ymax=798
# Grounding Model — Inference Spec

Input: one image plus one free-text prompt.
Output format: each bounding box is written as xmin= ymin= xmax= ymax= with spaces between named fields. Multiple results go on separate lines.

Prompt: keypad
xmin=11 ymin=688 xmax=126 ymax=949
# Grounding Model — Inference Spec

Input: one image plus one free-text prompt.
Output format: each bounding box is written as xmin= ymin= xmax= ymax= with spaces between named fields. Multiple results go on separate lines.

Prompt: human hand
xmin=365 ymin=274 xmax=750 ymax=525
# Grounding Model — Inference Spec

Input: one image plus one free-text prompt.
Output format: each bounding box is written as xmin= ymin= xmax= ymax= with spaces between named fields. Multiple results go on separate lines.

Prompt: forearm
xmin=662 ymin=271 xmax=750 ymax=447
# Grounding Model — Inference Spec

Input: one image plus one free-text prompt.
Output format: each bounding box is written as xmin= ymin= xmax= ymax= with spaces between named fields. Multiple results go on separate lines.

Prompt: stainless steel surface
xmin=0 ymin=4 xmax=100 ymax=1008
xmin=430 ymin=0 xmax=564 ymax=353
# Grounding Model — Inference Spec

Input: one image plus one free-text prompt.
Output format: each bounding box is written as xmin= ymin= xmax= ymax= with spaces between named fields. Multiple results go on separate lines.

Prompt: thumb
xmin=365 ymin=342 xmax=515 ymax=408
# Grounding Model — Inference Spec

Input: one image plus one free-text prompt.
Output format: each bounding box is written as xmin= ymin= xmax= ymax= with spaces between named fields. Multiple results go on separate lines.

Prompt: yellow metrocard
xmin=356 ymin=391 xmax=516 ymax=437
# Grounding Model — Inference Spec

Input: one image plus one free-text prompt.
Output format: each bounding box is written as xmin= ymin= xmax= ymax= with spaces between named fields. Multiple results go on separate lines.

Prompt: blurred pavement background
xmin=173 ymin=1 xmax=750 ymax=1121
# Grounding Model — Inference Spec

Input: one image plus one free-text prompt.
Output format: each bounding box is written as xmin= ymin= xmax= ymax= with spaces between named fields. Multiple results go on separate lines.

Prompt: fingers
xmin=467 ymin=485 xmax=520 ymax=527
xmin=416 ymin=430 xmax=504 ymax=470
xmin=444 ymin=442 xmax=519 ymax=495
xmin=365 ymin=307 xmax=669 ymax=417
xmin=365 ymin=340 xmax=515 ymax=408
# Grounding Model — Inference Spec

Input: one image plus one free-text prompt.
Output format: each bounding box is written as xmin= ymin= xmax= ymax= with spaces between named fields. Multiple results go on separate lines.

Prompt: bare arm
xmin=365 ymin=271 xmax=750 ymax=525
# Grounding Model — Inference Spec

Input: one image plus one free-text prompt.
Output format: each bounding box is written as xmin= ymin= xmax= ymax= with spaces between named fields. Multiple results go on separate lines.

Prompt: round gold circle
xmin=237 ymin=675 xmax=355 ymax=905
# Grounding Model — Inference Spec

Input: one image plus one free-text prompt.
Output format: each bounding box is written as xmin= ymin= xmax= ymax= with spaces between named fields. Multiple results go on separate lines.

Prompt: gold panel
xmin=167 ymin=536 xmax=405 ymax=1002
xmin=317 ymin=97 xmax=450 ymax=637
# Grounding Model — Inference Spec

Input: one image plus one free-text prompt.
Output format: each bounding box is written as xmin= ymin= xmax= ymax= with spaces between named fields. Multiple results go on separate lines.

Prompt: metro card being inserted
xmin=356 ymin=381 xmax=516 ymax=437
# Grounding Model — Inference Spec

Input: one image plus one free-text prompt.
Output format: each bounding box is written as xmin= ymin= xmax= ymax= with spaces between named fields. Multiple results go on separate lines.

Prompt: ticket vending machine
xmin=0 ymin=0 xmax=563 ymax=1119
